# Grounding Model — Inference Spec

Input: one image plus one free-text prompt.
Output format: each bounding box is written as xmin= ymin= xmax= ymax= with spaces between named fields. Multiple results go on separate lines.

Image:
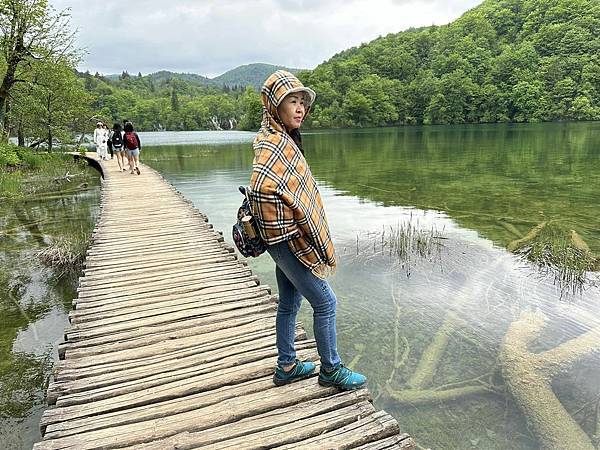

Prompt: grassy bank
xmin=0 ymin=143 xmax=90 ymax=201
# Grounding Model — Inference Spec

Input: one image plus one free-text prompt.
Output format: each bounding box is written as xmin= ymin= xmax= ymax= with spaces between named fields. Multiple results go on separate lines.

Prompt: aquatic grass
xmin=1 ymin=150 xmax=89 ymax=201
xmin=355 ymin=219 xmax=446 ymax=277
xmin=36 ymin=229 xmax=89 ymax=278
xmin=513 ymin=221 xmax=598 ymax=296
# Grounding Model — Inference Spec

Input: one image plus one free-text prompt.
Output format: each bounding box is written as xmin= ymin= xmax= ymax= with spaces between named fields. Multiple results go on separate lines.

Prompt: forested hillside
xmin=211 ymin=63 xmax=301 ymax=90
xmin=74 ymin=0 xmax=600 ymax=134
xmin=299 ymin=0 xmax=600 ymax=127
xmin=81 ymin=71 xmax=254 ymax=132
xmin=80 ymin=63 xmax=299 ymax=131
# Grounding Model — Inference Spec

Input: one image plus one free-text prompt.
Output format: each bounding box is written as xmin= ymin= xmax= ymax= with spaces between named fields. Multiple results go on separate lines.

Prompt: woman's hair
xmin=124 ymin=122 xmax=134 ymax=132
xmin=289 ymin=128 xmax=304 ymax=155
xmin=113 ymin=123 xmax=122 ymax=132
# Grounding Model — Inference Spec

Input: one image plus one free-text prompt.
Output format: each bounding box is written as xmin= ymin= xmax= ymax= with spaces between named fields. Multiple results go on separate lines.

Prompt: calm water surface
xmin=142 ymin=123 xmax=600 ymax=450
xmin=0 ymin=169 xmax=100 ymax=449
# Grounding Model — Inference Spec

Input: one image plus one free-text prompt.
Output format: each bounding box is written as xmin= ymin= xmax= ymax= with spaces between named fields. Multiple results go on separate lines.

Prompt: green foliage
xmin=0 ymin=150 xmax=86 ymax=200
xmin=0 ymin=143 xmax=20 ymax=166
xmin=300 ymin=0 xmax=600 ymax=128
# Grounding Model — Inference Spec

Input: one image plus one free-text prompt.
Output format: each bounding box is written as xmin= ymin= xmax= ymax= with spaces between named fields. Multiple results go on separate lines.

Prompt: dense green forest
xmin=81 ymin=63 xmax=303 ymax=132
xmin=299 ymin=0 xmax=600 ymax=127
xmin=89 ymin=0 xmax=600 ymax=132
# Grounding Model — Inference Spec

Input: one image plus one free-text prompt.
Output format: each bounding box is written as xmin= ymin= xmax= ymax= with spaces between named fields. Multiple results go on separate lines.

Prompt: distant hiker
xmin=110 ymin=123 xmax=126 ymax=171
xmin=123 ymin=122 xmax=142 ymax=175
xmin=93 ymin=121 xmax=109 ymax=160
xmin=249 ymin=71 xmax=367 ymax=390
xmin=104 ymin=123 xmax=113 ymax=159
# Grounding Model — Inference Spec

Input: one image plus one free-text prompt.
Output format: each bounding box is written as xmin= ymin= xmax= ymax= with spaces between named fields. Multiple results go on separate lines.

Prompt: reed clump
xmin=36 ymin=231 xmax=89 ymax=277
xmin=510 ymin=221 xmax=598 ymax=295
xmin=356 ymin=219 xmax=445 ymax=276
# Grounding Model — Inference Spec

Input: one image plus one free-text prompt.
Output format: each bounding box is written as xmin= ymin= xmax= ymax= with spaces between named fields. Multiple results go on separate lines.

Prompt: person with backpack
xmin=123 ymin=121 xmax=142 ymax=175
xmin=110 ymin=123 xmax=126 ymax=171
xmin=249 ymin=71 xmax=367 ymax=390
xmin=103 ymin=123 xmax=113 ymax=159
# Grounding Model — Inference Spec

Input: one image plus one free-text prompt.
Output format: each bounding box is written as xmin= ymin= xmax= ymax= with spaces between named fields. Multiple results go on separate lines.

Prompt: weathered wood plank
xmin=61 ymin=316 xmax=282 ymax=369
xmin=82 ymin=253 xmax=234 ymax=276
xmin=49 ymin=330 xmax=302 ymax=403
xmin=71 ymin=282 xmax=266 ymax=323
xmin=36 ymin=374 xmax=349 ymax=450
xmin=275 ymin=410 xmax=401 ymax=449
xmin=75 ymin=270 xmax=253 ymax=302
xmin=78 ymin=258 xmax=244 ymax=284
xmin=43 ymin=347 xmax=317 ymax=425
xmin=59 ymin=304 xmax=277 ymax=357
xmin=353 ymin=433 xmax=417 ymax=449
xmin=41 ymin=375 xmax=276 ymax=435
xmin=65 ymin=292 xmax=274 ymax=341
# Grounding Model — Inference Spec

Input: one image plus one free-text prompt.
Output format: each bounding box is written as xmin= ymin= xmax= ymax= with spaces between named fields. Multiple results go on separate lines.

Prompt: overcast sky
xmin=52 ymin=0 xmax=481 ymax=78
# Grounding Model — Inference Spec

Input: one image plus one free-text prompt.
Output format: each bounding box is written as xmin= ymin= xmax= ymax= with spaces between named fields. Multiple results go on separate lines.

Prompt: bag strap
xmin=239 ymin=185 xmax=252 ymax=205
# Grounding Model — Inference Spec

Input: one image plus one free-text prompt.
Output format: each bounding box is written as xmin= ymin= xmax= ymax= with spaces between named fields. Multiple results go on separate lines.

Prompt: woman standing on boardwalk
xmin=250 ymin=71 xmax=367 ymax=391
xmin=123 ymin=122 xmax=142 ymax=175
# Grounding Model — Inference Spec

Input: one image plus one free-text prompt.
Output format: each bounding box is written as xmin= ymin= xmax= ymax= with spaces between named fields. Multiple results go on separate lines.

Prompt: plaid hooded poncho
xmin=250 ymin=71 xmax=336 ymax=279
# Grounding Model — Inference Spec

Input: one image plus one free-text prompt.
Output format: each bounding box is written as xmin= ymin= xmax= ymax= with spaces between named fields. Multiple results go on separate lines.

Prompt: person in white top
xmin=93 ymin=121 xmax=109 ymax=160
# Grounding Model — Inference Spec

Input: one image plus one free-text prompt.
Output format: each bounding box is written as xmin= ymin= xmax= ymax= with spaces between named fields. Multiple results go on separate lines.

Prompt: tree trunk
xmin=17 ymin=121 xmax=24 ymax=147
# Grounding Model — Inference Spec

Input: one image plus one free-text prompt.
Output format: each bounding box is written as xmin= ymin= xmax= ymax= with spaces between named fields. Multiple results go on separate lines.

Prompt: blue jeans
xmin=267 ymin=241 xmax=341 ymax=371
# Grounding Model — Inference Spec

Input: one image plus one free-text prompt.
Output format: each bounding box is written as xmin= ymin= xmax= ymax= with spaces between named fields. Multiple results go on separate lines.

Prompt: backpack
xmin=111 ymin=131 xmax=123 ymax=148
xmin=232 ymin=186 xmax=267 ymax=258
xmin=124 ymin=132 xmax=138 ymax=150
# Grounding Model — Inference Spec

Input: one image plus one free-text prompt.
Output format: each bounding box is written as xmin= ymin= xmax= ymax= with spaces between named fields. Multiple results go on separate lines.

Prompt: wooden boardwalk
xmin=35 ymin=154 xmax=415 ymax=449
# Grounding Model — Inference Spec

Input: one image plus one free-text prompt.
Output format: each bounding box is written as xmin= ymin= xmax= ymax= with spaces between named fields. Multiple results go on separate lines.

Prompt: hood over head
xmin=260 ymin=70 xmax=316 ymax=132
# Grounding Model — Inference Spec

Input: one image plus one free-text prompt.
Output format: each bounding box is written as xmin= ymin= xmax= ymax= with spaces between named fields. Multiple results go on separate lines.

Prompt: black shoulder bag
xmin=232 ymin=186 xmax=267 ymax=258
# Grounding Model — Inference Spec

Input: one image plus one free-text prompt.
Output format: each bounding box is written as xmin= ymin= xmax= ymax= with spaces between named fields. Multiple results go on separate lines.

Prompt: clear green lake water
xmin=141 ymin=123 xmax=600 ymax=450
xmin=0 ymin=166 xmax=100 ymax=449
xmin=1 ymin=122 xmax=599 ymax=449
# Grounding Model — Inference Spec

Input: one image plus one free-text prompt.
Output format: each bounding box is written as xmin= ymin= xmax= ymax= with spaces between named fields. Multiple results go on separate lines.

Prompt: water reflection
xmin=0 ymin=170 xmax=100 ymax=449
xmin=144 ymin=123 xmax=600 ymax=449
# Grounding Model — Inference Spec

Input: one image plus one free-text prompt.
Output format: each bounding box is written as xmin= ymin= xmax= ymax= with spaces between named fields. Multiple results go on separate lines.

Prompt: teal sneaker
xmin=318 ymin=364 xmax=367 ymax=390
xmin=273 ymin=359 xmax=316 ymax=386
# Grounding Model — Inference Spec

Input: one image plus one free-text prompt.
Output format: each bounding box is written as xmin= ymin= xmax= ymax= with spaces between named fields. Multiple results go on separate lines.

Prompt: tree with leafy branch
xmin=0 ymin=0 xmax=79 ymax=140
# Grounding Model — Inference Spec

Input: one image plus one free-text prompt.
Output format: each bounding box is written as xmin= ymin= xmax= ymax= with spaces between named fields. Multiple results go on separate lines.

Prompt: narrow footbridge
xmin=35 ymin=153 xmax=415 ymax=449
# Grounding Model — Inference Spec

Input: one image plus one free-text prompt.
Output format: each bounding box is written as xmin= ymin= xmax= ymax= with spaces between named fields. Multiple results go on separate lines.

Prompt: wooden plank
xmin=59 ymin=304 xmax=277 ymax=357
xmin=84 ymin=245 xmax=230 ymax=266
xmin=77 ymin=263 xmax=246 ymax=293
xmin=65 ymin=291 xmax=273 ymax=341
xmin=61 ymin=316 xmax=281 ymax=369
xmin=43 ymin=347 xmax=317 ymax=425
xmin=53 ymin=344 xmax=317 ymax=409
xmin=75 ymin=270 xmax=253 ymax=304
xmin=86 ymin=239 xmax=233 ymax=259
xmin=71 ymin=281 xmax=265 ymax=323
xmin=36 ymin=373 xmax=348 ymax=450
xmin=49 ymin=330 xmax=297 ymax=402
xmin=275 ymin=410 xmax=401 ymax=449
xmin=353 ymin=433 xmax=417 ymax=449
xmin=70 ymin=286 xmax=270 ymax=328
xmin=42 ymin=375 xmax=279 ymax=435
xmin=84 ymin=246 xmax=230 ymax=268
xmin=57 ymin=328 xmax=295 ymax=384
xmin=82 ymin=253 xmax=235 ymax=276
xmin=130 ymin=396 xmax=375 ymax=450
xmin=78 ymin=258 xmax=245 ymax=284
xmin=72 ymin=278 xmax=261 ymax=312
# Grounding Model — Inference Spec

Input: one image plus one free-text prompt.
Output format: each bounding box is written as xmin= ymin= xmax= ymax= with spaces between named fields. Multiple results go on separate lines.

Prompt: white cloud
xmin=52 ymin=0 xmax=481 ymax=77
